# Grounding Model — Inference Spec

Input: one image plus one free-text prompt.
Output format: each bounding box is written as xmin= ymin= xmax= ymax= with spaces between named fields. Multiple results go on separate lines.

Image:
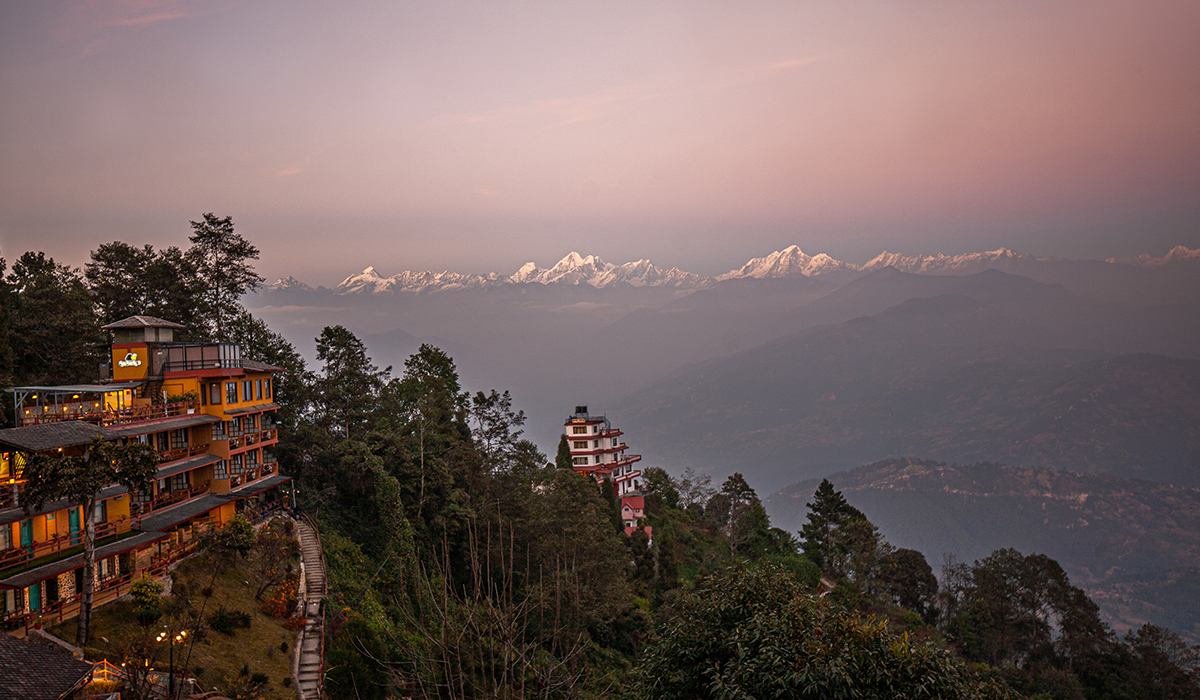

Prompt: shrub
xmin=131 ymin=574 xmax=164 ymax=612
xmin=283 ymin=615 xmax=307 ymax=631
xmin=259 ymin=571 xmax=299 ymax=618
xmin=208 ymin=606 xmax=252 ymax=635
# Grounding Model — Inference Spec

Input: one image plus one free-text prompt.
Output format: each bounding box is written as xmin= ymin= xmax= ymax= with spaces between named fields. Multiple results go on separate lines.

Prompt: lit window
xmin=572 ymin=426 xmax=586 ymax=435
xmin=210 ymin=383 xmax=222 ymax=405
xmin=573 ymin=441 xmax=587 ymax=449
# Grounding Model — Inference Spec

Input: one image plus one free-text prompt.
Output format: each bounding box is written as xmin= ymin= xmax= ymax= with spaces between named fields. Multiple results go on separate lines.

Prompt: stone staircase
xmin=295 ymin=518 xmax=326 ymax=699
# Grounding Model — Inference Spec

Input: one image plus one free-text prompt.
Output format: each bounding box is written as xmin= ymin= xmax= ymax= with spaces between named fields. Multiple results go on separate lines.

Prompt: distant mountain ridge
xmin=765 ymin=458 xmax=1200 ymax=641
xmin=267 ymin=245 xmax=1199 ymax=295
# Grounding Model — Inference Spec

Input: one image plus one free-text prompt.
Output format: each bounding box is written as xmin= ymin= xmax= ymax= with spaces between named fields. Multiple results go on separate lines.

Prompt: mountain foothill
xmin=251 ymin=243 xmax=1200 ymax=640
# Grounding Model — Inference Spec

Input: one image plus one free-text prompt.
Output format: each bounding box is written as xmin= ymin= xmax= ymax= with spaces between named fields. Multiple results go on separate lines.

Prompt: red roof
xmin=621 ymin=496 xmax=644 ymax=510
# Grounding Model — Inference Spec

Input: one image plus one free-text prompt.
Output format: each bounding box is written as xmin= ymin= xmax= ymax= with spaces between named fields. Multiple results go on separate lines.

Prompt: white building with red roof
xmin=564 ymin=406 xmax=649 ymax=533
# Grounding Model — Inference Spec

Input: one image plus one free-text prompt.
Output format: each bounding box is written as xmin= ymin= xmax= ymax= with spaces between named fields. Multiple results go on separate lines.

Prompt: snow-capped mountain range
xmin=269 ymin=245 xmax=1199 ymax=295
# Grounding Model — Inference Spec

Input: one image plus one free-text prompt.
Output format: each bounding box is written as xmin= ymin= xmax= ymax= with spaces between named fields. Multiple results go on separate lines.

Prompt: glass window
xmin=573 ymin=441 xmax=587 ymax=449
xmin=94 ymin=501 xmax=107 ymax=524
xmin=572 ymin=426 xmax=586 ymax=434
xmin=265 ymin=378 xmax=272 ymax=398
xmin=170 ymin=429 xmax=188 ymax=449
xmin=226 ymin=382 xmax=237 ymax=404
xmin=156 ymin=432 xmax=169 ymax=451
xmin=242 ymin=380 xmax=252 ymax=401
xmin=209 ymin=383 xmax=221 ymax=405
xmin=255 ymin=380 xmax=263 ymax=401
xmin=212 ymin=421 xmax=227 ymax=440
xmin=572 ymin=456 xmax=587 ymax=466
xmin=0 ymin=526 xmax=10 ymax=550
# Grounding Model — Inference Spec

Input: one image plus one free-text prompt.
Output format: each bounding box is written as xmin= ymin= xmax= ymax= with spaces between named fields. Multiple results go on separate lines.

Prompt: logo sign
xmin=118 ymin=352 xmax=142 ymax=368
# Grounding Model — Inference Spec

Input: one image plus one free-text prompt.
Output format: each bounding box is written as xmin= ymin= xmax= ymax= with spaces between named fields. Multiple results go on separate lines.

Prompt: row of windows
xmin=201 ymin=377 xmax=272 ymax=406
xmin=571 ymin=438 xmax=621 ymax=450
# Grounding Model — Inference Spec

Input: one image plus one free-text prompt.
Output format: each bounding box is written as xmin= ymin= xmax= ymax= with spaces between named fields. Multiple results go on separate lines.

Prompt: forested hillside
xmin=4 ymin=223 xmax=1200 ymax=698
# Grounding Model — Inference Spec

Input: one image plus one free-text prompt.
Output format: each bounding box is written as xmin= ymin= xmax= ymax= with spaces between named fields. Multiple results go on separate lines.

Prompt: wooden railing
xmin=0 ymin=517 xmax=133 ymax=576
xmin=157 ymin=443 xmax=210 ymax=464
xmin=0 ymin=481 xmax=27 ymax=510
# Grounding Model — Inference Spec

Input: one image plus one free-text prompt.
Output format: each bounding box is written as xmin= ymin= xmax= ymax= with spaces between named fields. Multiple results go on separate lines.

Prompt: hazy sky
xmin=2 ymin=1 xmax=1198 ymax=284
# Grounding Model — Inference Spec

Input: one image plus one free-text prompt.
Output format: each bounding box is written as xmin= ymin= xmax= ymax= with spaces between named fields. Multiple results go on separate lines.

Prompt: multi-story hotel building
xmin=563 ymin=406 xmax=650 ymax=534
xmin=0 ymin=315 xmax=291 ymax=635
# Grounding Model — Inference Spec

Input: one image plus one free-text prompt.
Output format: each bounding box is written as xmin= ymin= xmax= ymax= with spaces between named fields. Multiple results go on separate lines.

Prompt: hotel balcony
xmin=17 ymin=398 xmax=202 ymax=428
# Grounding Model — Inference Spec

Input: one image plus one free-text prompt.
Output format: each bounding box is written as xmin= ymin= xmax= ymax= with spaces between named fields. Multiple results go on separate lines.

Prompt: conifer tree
xmin=799 ymin=478 xmax=868 ymax=575
xmin=556 ymin=434 xmax=573 ymax=470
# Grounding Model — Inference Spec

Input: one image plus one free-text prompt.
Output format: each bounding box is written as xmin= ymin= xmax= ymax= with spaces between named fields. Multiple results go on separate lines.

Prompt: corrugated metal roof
xmin=5 ymin=382 xmax=144 ymax=393
xmin=157 ymin=453 xmax=222 ymax=480
xmin=224 ymin=402 xmax=280 ymax=416
xmin=100 ymin=315 xmax=185 ymax=330
xmin=0 ymin=421 xmax=110 ymax=452
xmin=0 ymin=634 xmax=95 ymax=700
xmin=104 ymin=413 xmax=221 ymax=438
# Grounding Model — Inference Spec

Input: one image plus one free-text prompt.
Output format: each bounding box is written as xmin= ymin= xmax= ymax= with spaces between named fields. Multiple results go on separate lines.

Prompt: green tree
xmin=880 ymin=548 xmax=939 ymax=623
xmin=556 ymin=434 xmax=573 ymax=470
xmin=642 ymin=466 xmax=679 ymax=509
xmin=22 ymin=436 xmax=157 ymax=646
xmin=6 ymin=252 xmax=106 ymax=386
xmin=706 ymin=472 xmax=769 ymax=555
xmin=799 ymin=478 xmax=868 ymax=575
xmin=84 ymin=241 xmax=156 ymax=325
xmin=225 ymin=310 xmax=311 ymax=421
xmin=468 ymin=389 xmax=526 ymax=472
xmin=313 ymin=325 xmax=390 ymax=440
xmin=1124 ymin=623 xmax=1200 ymax=698
xmin=633 ymin=563 xmax=1012 ymax=700
xmin=186 ymin=213 xmax=264 ymax=339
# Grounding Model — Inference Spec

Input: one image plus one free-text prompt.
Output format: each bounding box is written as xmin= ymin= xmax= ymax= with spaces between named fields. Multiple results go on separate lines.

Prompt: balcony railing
xmin=0 ymin=517 xmax=133 ymax=575
xmin=157 ymin=443 xmax=210 ymax=464
xmin=18 ymin=401 xmax=203 ymax=428
xmin=0 ymin=481 xmax=27 ymax=510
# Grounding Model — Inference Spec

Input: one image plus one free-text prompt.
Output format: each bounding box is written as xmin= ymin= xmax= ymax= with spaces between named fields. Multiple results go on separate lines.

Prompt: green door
xmin=68 ymin=508 xmax=81 ymax=545
xmin=19 ymin=519 xmax=32 ymax=547
xmin=27 ymin=583 xmax=40 ymax=611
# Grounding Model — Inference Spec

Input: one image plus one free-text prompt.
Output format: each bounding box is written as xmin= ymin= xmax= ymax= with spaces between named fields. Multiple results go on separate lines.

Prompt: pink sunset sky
xmin=1 ymin=0 xmax=1198 ymax=284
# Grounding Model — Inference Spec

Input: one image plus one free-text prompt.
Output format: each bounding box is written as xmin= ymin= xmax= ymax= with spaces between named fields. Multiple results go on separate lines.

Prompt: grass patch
xmin=49 ymin=548 xmax=300 ymax=700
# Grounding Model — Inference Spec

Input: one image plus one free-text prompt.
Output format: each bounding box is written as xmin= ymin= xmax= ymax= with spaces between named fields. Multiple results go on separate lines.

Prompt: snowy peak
xmin=718 ymin=245 xmax=859 ymax=280
xmin=308 ymin=243 xmax=1196 ymax=295
xmin=1112 ymin=245 xmax=1200 ymax=267
xmin=859 ymin=248 xmax=1034 ymax=275
xmin=338 ymin=266 xmax=392 ymax=294
xmin=269 ymin=275 xmax=313 ymax=291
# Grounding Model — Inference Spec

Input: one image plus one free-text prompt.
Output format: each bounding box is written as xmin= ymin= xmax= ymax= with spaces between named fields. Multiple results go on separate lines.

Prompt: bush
xmin=131 ymin=574 xmax=164 ymax=612
xmin=283 ymin=615 xmax=307 ymax=631
xmin=258 ymin=571 xmax=299 ymax=618
xmin=208 ymin=606 xmax=252 ymax=635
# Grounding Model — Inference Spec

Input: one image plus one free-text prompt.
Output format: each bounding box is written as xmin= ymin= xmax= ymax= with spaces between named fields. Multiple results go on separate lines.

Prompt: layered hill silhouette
xmin=615 ymin=281 xmax=1200 ymax=489
xmin=766 ymin=458 xmax=1200 ymax=641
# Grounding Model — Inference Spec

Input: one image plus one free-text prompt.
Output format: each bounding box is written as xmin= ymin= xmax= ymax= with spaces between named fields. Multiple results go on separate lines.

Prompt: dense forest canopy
xmin=3 ymin=220 xmax=1198 ymax=699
